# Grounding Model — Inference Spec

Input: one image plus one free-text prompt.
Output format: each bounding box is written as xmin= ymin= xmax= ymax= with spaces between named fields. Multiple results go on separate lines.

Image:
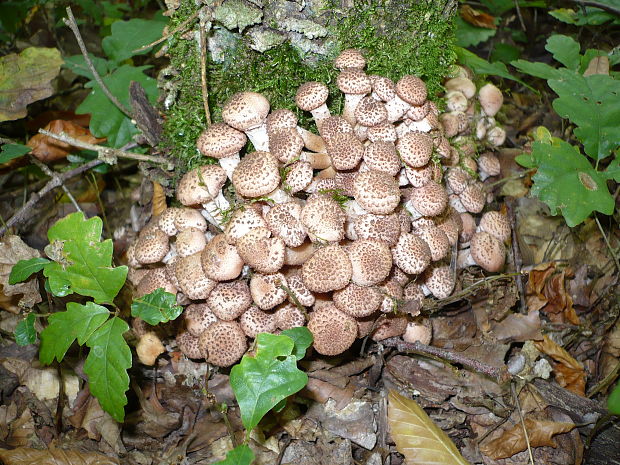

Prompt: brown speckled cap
xmin=396 ymin=75 xmax=427 ymax=106
xmin=285 ymin=270 xmax=315 ymax=307
xmin=265 ymin=202 xmax=307 ymax=248
xmin=478 ymin=210 xmax=510 ymax=243
xmin=232 ymin=151 xmax=280 ymax=198
xmin=300 ymin=194 xmax=346 ymax=243
xmin=184 ymin=303 xmax=218 ymax=337
xmin=177 ymin=165 xmax=227 ymax=206
xmin=354 ymin=213 xmax=401 ymax=247
xmin=371 ymin=76 xmax=396 ymax=101
xmin=275 ymin=303 xmax=306 ymax=331
xmin=367 ymin=121 xmax=397 ymax=143
xmin=364 ymin=141 xmax=401 ymax=176
xmin=236 ymin=227 xmax=285 ymax=274
xmin=224 ymin=206 xmax=267 ymax=245
xmin=250 ymin=272 xmax=288 ymax=310
xmin=355 ymin=96 xmax=388 ymax=127
xmin=337 ymin=69 xmax=372 ymax=95
xmin=134 ymin=228 xmax=169 ymax=265
xmin=404 ymin=163 xmax=433 ymax=188
xmin=397 ymin=131 xmax=433 ymax=168
xmin=175 ymin=227 xmax=207 ymax=258
xmin=318 ymin=115 xmax=354 ymax=144
xmin=347 ymin=239 xmax=393 ymax=287
xmin=269 ymin=127 xmax=304 ymax=164
xmin=416 ymin=226 xmax=450 ymax=262
xmin=326 ymin=131 xmax=364 ymax=170
xmin=295 ymin=82 xmax=329 ymax=112
xmin=470 ymin=231 xmax=506 ymax=272
xmin=302 ymin=244 xmax=352 ymax=293
xmin=392 ymin=233 xmax=432 ymax=275
xmin=176 ymin=331 xmax=203 ymax=359
xmin=135 ymin=267 xmax=177 ymax=298
xmin=199 ymin=320 xmax=247 ymax=367
xmin=353 ymin=170 xmax=400 ymax=215
xmin=175 ymin=252 xmax=217 ymax=300
xmin=197 ymin=123 xmax=247 ymax=159
xmin=459 ymin=182 xmax=485 ymax=214
xmin=422 ymin=264 xmax=455 ymax=299
xmin=411 ymin=181 xmax=448 ymax=217
xmin=334 ymin=48 xmax=366 ymax=70
xmin=266 ymin=109 xmax=298 ymax=134
xmin=333 ymin=282 xmax=382 ymax=317
xmin=307 ymin=304 xmax=357 ymax=356
xmin=207 ymin=280 xmax=252 ymax=321
xmin=158 ymin=208 xmax=181 ymax=236
xmin=239 ymin=306 xmax=277 ymax=338
xmin=283 ymin=160 xmax=313 ymax=194
xmin=174 ymin=208 xmax=208 ymax=233
xmin=201 ymin=234 xmax=244 ymax=281
xmin=222 ymin=91 xmax=270 ymax=131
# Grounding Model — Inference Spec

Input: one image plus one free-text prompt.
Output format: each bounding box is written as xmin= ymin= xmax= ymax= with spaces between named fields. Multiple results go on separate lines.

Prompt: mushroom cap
xmin=158 ymin=208 xmax=181 ymax=236
xmin=416 ymin=225 xmax=450 ymax=261
xmin=135 ymin=267 xmax=177 ymax=298
xmin=265 ymin=202 xmax=307 ymax=248
xmin=334 ymin=48 xmax=366 ymax=70
xmin=197 ymin=122 xmax=247 ymax=159
xmin=175 ymin=252 xmax=217 ymax=300
xmin=325 ymin=131 xmax=365 ymax=170
xmin=266 ymin=109 xmax=298 ymax=134
xmin=318 ymin=115 xmax=354 ymax=144
xmin=275 ymin=303 xmax=306 ymax=330
xmin=435 ymin=216 xmax=460 ymax=246
xmin=285 ymin=270 xmax=316 ymax=307
xmin=445 ymin=167 xmax=471 ymax=195
xmin=222 ymin=91 xmax=270 ymax=131
xmin=284 ymin=241 xmax=317 ymax=266
xmin=364 ymin=141 xmax=401 ymax=176
xmin=396 ymin=131 xmax=433 ymax=168
xmin=184 ymin=303 xmax=218 ymax=337
xmin=353 ymin=170 xmax=400 ymax=215
xmin=371 ymin=76 xmax=396 ymax=101
xmin=232 ymin=151 xmax=280 ymax=198
xmin=300 ymin=194 xmax=346 ymax=243
xmin=403 ymin=282 xmax=424 ymax=316
xmin=393 ymin=232 xmax=432 ymax=275
xmin=201 ymin=234 xmax=244 ymax=281
xmin=445 ymin=76 xmax=476 ymax=99
xmin=269 ymin=127 xmax=304 ymax=164
xmin=367 ymin=121 xmax=398 ymax=143
xmin=478 ymin=152 xmax=501 ymax=177
xmin=177 ymin=165 xmax=227 ymax=206
xmin=199 ymin=321 xmax=247 ymax=367
xmin=136 ymin=332 xmax=165 ymax=366
xmin=175 ymin=227 xmax=207 ymax=258
xmin=470 ymin=231 xmax=506 ymax=272
xmin=354 ymin=212 xmax=401 ymax=247
xmin=236 ymin=227 xmax=285 ymax=274
xmin=207 ymin=280 xmax=252 ymax=321
xmin=403 ymin=318 xmax=432 ymax=344
xmin=411 ymin=181 xmax=448 ymax=217
xmin=224 ymin=206 xmax=267 ymax=245
xmin=302 ymin=244 xmax=352 ymax=293
xmin=406 ymin=100 xmax=431 ymax=121
xmin=459 ymin=183 xmax=485 ymax=214
xmin=337 ymin=68 xmax=372 ymax=95
xmin=175 ymin=208 xmax=208 ymax=232
xmin=422 ymin=264 xmax=454 ymax=299
xmin=379 ymin=278 xmax=404 ymax=313
xmin=333 ymin=283 xmax=383 ymax=317
xmin=249 ymin=272 xmax=288 ymax=310
xmin=396 ymin=75 xmax=427 ymax=106
xmin=176 ymin=331 xmax=203 ymax=359
xmin=479 ymin=210 xmax=511 ymax=243
xmin=371 ymin=313 xmax=408 ymax=341
xmin=355 ymin=96 xmax=388 ymax=127
xmin=284 ymin=161 xmax=313 ymax=194
xmin=295 ymin=81 xmax=329 ymax=112
xmin=478 ymin=83 xmax=503 ymax=117
xmin=239 ymin=306 xmax=277 ymax=338
xmin=134 ymin=228 xmax=169 ymax=264
xmin=347 ymin=239 xmax=393 ymax=287
xmin=404 ymin=163 xmax=433 ymax=188
xmin=459 ymin=212 xmax=476 ymax=243
xmin=307 ymin=304 xmax=358 ymax=356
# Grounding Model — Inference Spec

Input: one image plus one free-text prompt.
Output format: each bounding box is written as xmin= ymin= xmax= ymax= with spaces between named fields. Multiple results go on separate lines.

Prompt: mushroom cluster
xmin=127 ymin=49 xmax=510 ymax=366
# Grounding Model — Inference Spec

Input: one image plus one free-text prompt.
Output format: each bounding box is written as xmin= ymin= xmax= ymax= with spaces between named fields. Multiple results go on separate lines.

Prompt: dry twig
xmin=29 ymin=156 xmax=82 ymax=213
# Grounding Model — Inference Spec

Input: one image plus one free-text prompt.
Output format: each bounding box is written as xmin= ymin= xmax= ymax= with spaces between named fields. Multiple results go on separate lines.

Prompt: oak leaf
xmin=0 ymin=447 xmax=118 ymax=464
xmin=460 ymin=5 xmax=496 ymax=29
xmin=27 ymin=119 xmax=104 ymax=162
xmin=535 ymin=335 xmax=586 ymax=396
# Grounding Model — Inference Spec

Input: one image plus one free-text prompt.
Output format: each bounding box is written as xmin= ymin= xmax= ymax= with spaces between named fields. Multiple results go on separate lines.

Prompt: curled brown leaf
xmin=535 ymin=335 xmax=586 ymax=396
xmin=27 ymin=119 xmax=105 ymax=162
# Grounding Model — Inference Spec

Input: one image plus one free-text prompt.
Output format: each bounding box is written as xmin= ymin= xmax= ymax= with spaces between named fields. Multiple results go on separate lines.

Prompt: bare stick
xmin=29 ymin=156 xmax=82 ymax=213
xmin=131 ymin=9 xmax=201 ymax=54
xmin=381 ymin=337 xmax=512 ymax=383
xmin=506 ymin=198 xmax=527 ymax=313
xmin=572 ymin=0 xmax=620 ymax=15
xmin=38 ymin=129 xmax=171 ymax=165
xmin=64 ymin=7 xmax=133 ymax=119
xmin=0 ymin=159 xmax=103 ymax=237
xmin=595 ymin=214 xmax=620 ymax=273
xmin=199 ymin=7 xmax=212 ymax=126
xmin=512 ymin=383 xmax=535 ymax=465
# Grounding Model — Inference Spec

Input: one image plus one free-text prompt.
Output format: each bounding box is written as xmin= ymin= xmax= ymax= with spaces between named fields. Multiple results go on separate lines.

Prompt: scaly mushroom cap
xmin=284 ymin=161 xmax=313 ymax=194
xmin=158 ymin=208 xmax=181 ymax=236
xmin=445 ymin=167 xmax=471 ymax=194
xmin=302 ymin=244 xmax=352 ymax=293
xmin=379 ymin=278 xmax=404 ymax=313
xmin=371 ymin=76 xmax=396 ymax=101
xmin=301 ymin=194 xmax=346 ymax=243
xmin=285 ymin=270 xmax=316 ymax=307
xmin=347 ymin=239 xmax=393 ymax=287
xmin=403 ymin=318 xmax=432 ymax=344
xmin=265 ymin=202 xmax=307 ymax=248
xmin=175 ymin=252 xmax=217 ymax=300
xmin=364 ymin=141 xmax=401 ymax=176
xmin=397 ymin=131 xmax=433 ymax=168
xmin=404 ymin=163 xmax=434 ymax=188
xmin=459 ymin=212 xmax=476 ymax=243
xmin=396 ymin=75 xmax=427 ymax=106
xmin=478 ymin=210 xmax=511 ymax=243
xmin=175 ymin=228 xmax=207 ymax=258
xmin=134 ymin=228 xmax=169 ymax=264
xmin=232 ymin=151 xmax=280 ymax=198
xmin=199 ymin=321 xmax=247 ymax=367
xmin=334 ymin=48 xmax=366 ymax=70
xmin=250 ymin=272 xmax=288 ymax=310
xmin=392 ymin=233 xmax=432 ymax=275
xmin=197 ymin=122 xmax=247 ymax=159
xmin=239 ymin=306 xmax=278 ymax=338
xmin=411 ymin=181 xmax=448 ymax=216
xmin=275 ymin=303 xmax=306 ymax=330
xmin=295 ymin=82 xmax=329 ymax=112
xmin=207 ymin=280 xmax=252 ymax=321
xmin=459 ymin=183 xmax=485 ymax=214
xmin=177 ymin=165 xmax=227 ymax=206
xmin=371 ymin=313 xmax=408 ymax=341
xmin=222 ymin=91 xmax=270 ymax=131
xmin=477 ymin=152 xmax=501 ymax=178
xmin=470 ymin=231 xmax=506 ymax=272
xmin=175 ymin=208 xmax=208 ymax=232
xmin=406 ymin=100 xmax=431 ymax=121
xmin=224 ymin=206 xmax=267 ymax=245
xmin=318 ymin=115 xmax=354 ymax=144
xmin=307 ymin=304 xmax=358 ymax=356
xmin=416 ymin=226 xmax=450 ymax=261
xmin=177 ymin=331 xmax=203 ymax=359
xmin=184 ymin=303 xmax=218 ymax=337
xmin=478 ymin=83 xmax=503 ymax=117
xmin=333 ymin=283 xmax=383 ymax=317
xmin=436 ymin=216 xmax=461 ymax=246
xmin=355 ymin=96 xmax=388 ymax=127
xmin=367 ymin=122 xmax=397 ymax=144
xmin=325 ymin=132 xmax=365 ymax=170
xmin=135 ymin=267 xmax=177 ymax=298
xmin=266 ymin=109 xmax=297 ymax=133
xmin=201 ymin=234 xmax=244 ymax=281
xmin=353 ymin=170 xmax=400 ymax=215
xmin=354 ymin=213 xmax=401 ymax=247
xmin=236 ymin=227 xmax=286 ymax=274
xmin=269 ymin=127 xmax=304 ymax=164
xmin=422 ymin=264 xmax=455 ymax=299
xmin=337 ymin=68 xmax=372 ymax=95
xmin=403 ymin=282 xmax=424 ymax=316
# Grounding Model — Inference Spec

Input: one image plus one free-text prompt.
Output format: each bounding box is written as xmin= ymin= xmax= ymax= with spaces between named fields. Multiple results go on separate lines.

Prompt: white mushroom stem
xmin=218 ymin=153 xmax=241 ymax=180
xmin=266 ymin=187 xmax=293 ymax=205
xmin=385 ymin=95 xmax=410 ymax=122
xmin=449 ymin=194 xmax=467 ymax=213
xmin=403 ymin=200 xmax=424 ymax=221
xmin=342 ymin=94 xmax=366 ymax=125
xmin=407 ymin=117 xmax=433 ymax=134
xmin=297 ymin=127 xmax=326 ymax=152
xmin=310 ymin=104 xmax=331 ymax=127
xmin=202 ymin=190 xmax=231 ymax=228
xmin=421 ymin=284 xmax=432 ymax=296
xmin=456 ymin=248 xmax=476 ymax=269
xmin=245 ymin=123 xmax=270 ymax=151
xmin=162 ymin=243 xmax=177 ymax=264
xmin=398 ymin=168 xmax=410 ymax=186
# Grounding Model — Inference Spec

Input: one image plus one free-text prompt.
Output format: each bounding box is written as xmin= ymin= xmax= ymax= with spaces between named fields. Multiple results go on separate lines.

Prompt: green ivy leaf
xmin=9 ymin=257 xmax=50 ymax=284
xmin=14 ymin=313 xmax=37 ymax=346
xmin=39 ymin=302 xmax=110 ymax=364
xmin=212 ymin=444 xmax=255 ymax=465
xmin=545 ymin=34 xmax=581 ymax=70
xmin=76 ymin=64 xmax=158 ymax=148
xmin=102 ymin=16 xmax=167 ymax=64
xmin=281 ymin=326 xmax=313 ymax=361
xmin=609 ymin=381 xmax=620 ymax=415
xmin=0 ymin=143 xmax=30 ymax=163
xmin=519 ymin=139 xmax=614 ymax=226
xmin=131 ymin=288 xmax=183 ymax=325
xmin=230 ymin=332 xmax=308 ymax=431
xmin=84 ymin=316 xmax=131 ymax=422
xmin=42 ymin=212 xmax=128 ymax=304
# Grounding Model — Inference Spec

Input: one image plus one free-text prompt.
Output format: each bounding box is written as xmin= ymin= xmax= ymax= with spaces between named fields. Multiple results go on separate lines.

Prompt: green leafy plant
xmin=9 ymin=212 xmax=181 ymax=422
xmin=609 ymin=381 xmax=620 ymax=415
xmin=512 ymin=35 xmax=620 ymax=226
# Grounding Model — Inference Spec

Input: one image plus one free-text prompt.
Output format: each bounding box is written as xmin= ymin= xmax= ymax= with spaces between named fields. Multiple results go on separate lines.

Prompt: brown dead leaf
xmin=535 ymin=335 xmax=586 ymax=396
xmin=302 ymin=377 xmax=355 ymax=410
xmin=583 ymin=56 xmax=609 ymax=76
xmin=526 ymin=263 xmax=580 ymax=325
xmin=492 ymin=310 xmax=543 ymax=342
xmin=0 ymin=446 xmax=119 ymax=464
xmin=27 ymin=119 xmax=105 ymax=162
xmin=0 ymin=235 xmax=42 ymax=311
xmin=388 ymin=390 xmax=469 ymax=465
xmin=460 ymin=5 xmax=497 ymax=29
xmin=479 ymin=417 xmax=575 ymax=459
xmin=152 ymin=181 xmax=167 ymax=216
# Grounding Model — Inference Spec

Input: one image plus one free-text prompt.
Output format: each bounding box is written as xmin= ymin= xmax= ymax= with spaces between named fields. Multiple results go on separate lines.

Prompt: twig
xmin=483 ymin=169 xmax=535 ymax=192
xmin=131 ymin=9 xmax=201 ymax=54
xmin=514 ymin=0 xmax=527 ymax=32
xmin=198 ymin=7 xmax=212 ymax=126
xmin=588 ymin=361 xmax=620 ymax=398
xmin=38 ymin=129 xmax=171 ymax=165
xmin=506 ymin=198 xmax=527 ymax=313
xmin=381 ymin=337 xmax=512 ymax=383
xmin=63 ymin=7 xmax=133 ymax=119
xmin=572 ymin=0 xmax=620 ymax=15
xmin=0 ymin=159 xmax=103 ymax=237
xmin=29 ymin=156 xmax=82 ymax=213
xmin=512 ymin=383 xmax=535 ymax=465
xmin=595 ymin=214 xmax=620 ymax=273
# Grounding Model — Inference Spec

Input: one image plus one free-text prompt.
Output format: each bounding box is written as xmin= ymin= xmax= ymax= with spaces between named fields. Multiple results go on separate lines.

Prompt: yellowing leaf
xmin=388 ymin=390 xmax=468 ymax=465
xmin=534 ymin=335 xmax=586 ymax=396
xmin=0 ymin=446 xmax=119 ymax=464
xmin=479 ymin=417 xmax=575 ymax=459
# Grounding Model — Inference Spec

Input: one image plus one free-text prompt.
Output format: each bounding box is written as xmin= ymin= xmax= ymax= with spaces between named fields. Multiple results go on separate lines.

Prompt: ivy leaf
xmin=42 ymin=212 xmax=128 ymax=304
xmin=230 ymin=332 xmax=308 ymax=431
xmin=281 ymin=326 xmax=313 ymax=361
xmin=76 ymin=65 xmax=158 ymax=148
xmin=609 ymin=381 xmax=620 ymax=415
xmin=519 ymin=139 xmax=614 ymax=226
xmin=212 ymin=444 xmax=255 ymax=465
xmin=0 ymin=143 xmax=30 ymax=163
xmin=545 ymin=34 xmax=581 ymax=70
xmin=83 ymin=316 xmax=131 ymax=422
xmin=9 ymin=257 xmax=50 ymax=284
xmin=131 ymin=288 xmax=183 ymax=325
xmin=39 ymin=302 xmax=110 ymax=364
xmin=102 ymin=17 xmax=167 ymax=64
xmin=603 ymin=158 xmax=620 ymax=182
xmin=549 ymin=70 xmax=620 ymax=160
xmin=14 ymin=313 xmax=37 ymax=346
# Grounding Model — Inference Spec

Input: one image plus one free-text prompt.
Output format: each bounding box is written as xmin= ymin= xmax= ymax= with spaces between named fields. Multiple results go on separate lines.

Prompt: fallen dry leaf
xmin=388 ymin=390 xmax=468 ymax=465
xmin=460 ymin=5 xmax=496 ymax=29
xmin=302 ymin=377 xmax=355 ymax=410
xmin=491 ymin=310 xmax=543 ymax=343
xmin=479 ymin=417 xmax=575 ymax=459
xmin=0 ymin=446 xmax=118 ymax=464
xmin=0 ymin=235 xmax=42 ymax=312
xmin=151 ymin=181 xmax=167 ymax=216
xmin=526 ymin=263 xmax=580 ymax=325
xmin=535 ymin=335 xmax=586 ymax=396
xmin=583 ymin=55 xmax=609 ymax=76
xmin=27 ymin=119 xmax=105 ymax=162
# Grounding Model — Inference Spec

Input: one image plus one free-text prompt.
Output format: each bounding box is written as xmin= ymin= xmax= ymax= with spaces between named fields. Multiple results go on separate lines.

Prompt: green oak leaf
xmin=230 ymin=332 xmax=308 ymax=431
xmin=212 ymin=444 xmax=255 ymax=465
xmin=455 ymin=47 xmax=529 ymax=87
xmin=455 ymin=16 xmax=496 ymax=48
xmin=76 ymin=64 xmax=158 ymax=148
xmin=9 ymin=257 xmax=50 ymax=284
xmin=84 ymin=316 xmax=131 ymax=422
xmin=42 ymin=212 xmax=128 ymax=304
xmin=102 ymin=16 xmax=167 ymax=64
xmin=0 ymin=143 xmax=30 ymax=163
xmin=609 ymin=381 xmax=620 ymax=415
xmin=281 ymin=326 xmax=313 ymax=361
xmin=545 ymin=34 xmax=581 ymax=70
xmin=63 ymin=54 xmax=111 ymax=81
xmin=511 ymin=58 xmax=560 ymax=80
xmin=14 ymin=313 xmax=37 ymax=346
xmin=604 ymin=158 xmax=620 ymax=182
xmin=131 ymin=288 xmax=183 ymax=325
xmin=39 ymin=302 xmax=110 ymax=364
xmin=519 ymin=139 xmax=614 ymax=226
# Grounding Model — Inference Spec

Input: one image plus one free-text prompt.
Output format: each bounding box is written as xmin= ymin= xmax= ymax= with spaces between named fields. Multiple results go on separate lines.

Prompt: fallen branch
xmin=29 ymin=156 xmax=82 ymax=213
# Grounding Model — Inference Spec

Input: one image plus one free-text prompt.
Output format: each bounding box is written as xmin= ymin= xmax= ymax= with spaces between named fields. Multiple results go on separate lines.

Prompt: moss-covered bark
xmin=161 ymin=0 xmax=457 ymax=167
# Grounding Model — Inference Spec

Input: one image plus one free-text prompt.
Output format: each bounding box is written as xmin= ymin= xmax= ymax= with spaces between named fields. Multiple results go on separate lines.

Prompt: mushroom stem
xmin=310 ymin=104 xmax=331 ymax=127
xmin=300 ymin=151 xmax=331 ymax=170
xmin=385 ymin=95 xmax=410 ymax=122
xmin=456 ymin=248 xmax=476 ymax=269
xmin=297 ymin=127 xmax=326 ymax=152
xmin=245 ymin=124 xmax=270 ymax=151
xmin=218 ymin=153 xmax=241 ymax=180
xmin=342 ymin=94 xmax=365 ymax=125
xmin=202 ymin=191 xmax=230 ymax=227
